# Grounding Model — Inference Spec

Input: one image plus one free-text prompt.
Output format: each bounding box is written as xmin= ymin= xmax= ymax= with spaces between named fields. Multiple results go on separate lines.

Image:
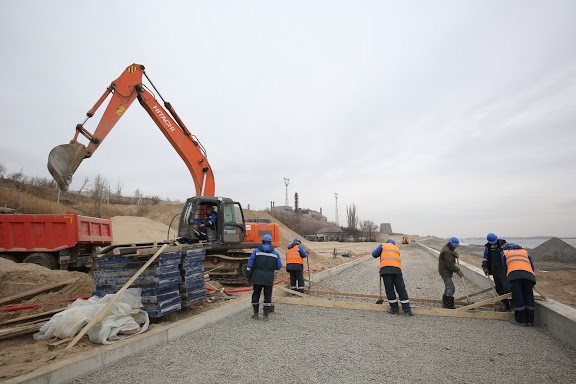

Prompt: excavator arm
xmin=47 ymin=63 xmax=215 ymax=197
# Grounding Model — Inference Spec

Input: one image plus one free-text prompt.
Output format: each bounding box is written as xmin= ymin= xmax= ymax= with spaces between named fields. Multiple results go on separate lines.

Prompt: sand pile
xmin=530 ymin=237 xmax=576 ymax=264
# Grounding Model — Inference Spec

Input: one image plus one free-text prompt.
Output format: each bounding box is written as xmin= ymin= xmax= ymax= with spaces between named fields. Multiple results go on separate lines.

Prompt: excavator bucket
xmin=47 ymin=143 xmax=88 ymax=191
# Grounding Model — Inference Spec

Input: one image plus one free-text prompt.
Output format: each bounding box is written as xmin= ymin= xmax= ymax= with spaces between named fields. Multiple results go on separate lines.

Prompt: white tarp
xmin=33 ymin=288 xmax=149 ymax=344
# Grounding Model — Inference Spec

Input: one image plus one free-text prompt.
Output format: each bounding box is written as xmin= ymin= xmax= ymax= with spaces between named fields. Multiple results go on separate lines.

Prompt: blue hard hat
xmin=386 ymin=239 xmax=396 ymax=245
xmin=487 ymin=233 xmax=498 ymax=244
xmin=448 ymin=237 xmax=460 ymax=248
xmin=262 ymin=234 xmax=272 ymax=242
xmin=293 ymin=237 xmax=301 ymax=244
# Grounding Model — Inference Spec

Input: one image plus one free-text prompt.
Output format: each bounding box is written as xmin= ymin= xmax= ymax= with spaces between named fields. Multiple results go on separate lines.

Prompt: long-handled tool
xmin=486 ymin=274 xmax=498 ymax=297
xmin=306 ymin=256 xmax=312 ymax=290
xmin=457 ymin=258 xmax=472 ymax=305
xmin=375 ymin=276 xmax=384 ymax=304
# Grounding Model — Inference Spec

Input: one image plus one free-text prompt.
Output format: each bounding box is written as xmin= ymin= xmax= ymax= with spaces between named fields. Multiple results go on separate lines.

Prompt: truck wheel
xmin=22 ymin=253 xmax=59 ymax=270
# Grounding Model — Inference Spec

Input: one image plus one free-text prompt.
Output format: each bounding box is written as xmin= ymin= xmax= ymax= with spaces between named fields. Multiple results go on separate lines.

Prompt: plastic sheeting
xmin=33 ymin=288 xmax=149 ymax=344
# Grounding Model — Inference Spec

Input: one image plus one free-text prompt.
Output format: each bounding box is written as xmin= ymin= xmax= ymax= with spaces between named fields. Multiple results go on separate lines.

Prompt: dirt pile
xmin=530 ymin=237 xmax=576 ymax=264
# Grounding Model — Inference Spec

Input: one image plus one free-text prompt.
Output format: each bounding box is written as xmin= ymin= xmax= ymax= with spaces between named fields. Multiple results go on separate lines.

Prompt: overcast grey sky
xmin=1 ymin=1 xmax=575 ymax=238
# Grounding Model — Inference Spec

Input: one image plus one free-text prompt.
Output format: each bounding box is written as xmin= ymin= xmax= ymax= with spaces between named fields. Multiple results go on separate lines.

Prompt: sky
xmin=1 ymin=1 xmax=575 ymax=238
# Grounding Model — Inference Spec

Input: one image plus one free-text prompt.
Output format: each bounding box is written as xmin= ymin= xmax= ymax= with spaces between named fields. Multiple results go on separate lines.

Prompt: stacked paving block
xmin=180 ymin=247 xmax=207 ymax=308
xmin=92 ymin=244 xmax=206 ymax=318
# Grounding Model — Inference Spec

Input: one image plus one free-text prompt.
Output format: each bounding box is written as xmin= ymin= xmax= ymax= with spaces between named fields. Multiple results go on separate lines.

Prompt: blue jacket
xmin=286 ymin=243 xmax=308 ymax=272
xmin=246 ymin=243 xmax=282 ymax=286
xmin=205 ymin=211 xmax=217 ymax=229
xmin=482 ymin=239 xmax=506 ymax=275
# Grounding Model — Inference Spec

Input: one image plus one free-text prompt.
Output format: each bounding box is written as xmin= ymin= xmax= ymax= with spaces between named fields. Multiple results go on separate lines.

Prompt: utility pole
xmin=334 ymin=193 xmax=339 ymax=226
xmin=284 ymin=178 xmax=290 ymax=206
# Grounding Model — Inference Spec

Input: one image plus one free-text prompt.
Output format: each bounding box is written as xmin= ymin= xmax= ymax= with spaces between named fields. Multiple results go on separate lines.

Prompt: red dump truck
xmin=0 ymin=211 xmax=113 ymax=271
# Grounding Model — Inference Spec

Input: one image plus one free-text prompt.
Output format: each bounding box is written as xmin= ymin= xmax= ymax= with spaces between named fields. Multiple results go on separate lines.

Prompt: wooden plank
xmin=0 ymin=280 xmax=77 ymax=307
xmin=272 ymin=296 xmax=513 ymax=321
xmin=48 ymin=338 xmax=72 ymax=351
xmin=457 ymin=293 xmax=512 ymax=311
xmin=0 ymin=308 xmax=66 ymax=326
xmin=454 ymin=287 xmax=493 ymax=301
xmin=533 ymin=287 xmax=547 ymax=300
xmin=65 ymin=243 xmax=169 ymax=350
xmin=304 ymin=289 xmax=470 ymax=306
xmin=0 ymin=322 xmax=45 ymax=341
xmin=303 ymin=279 xmax=340 ymax=292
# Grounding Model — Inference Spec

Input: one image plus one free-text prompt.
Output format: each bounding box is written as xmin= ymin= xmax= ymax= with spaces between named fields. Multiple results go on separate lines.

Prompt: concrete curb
xmin=417 ymin=242 xmax=576 ymax=350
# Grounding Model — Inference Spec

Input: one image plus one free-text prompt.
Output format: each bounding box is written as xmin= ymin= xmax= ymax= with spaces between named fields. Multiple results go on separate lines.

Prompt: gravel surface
xmin=74 ymin=243 xmax=576 ymax=384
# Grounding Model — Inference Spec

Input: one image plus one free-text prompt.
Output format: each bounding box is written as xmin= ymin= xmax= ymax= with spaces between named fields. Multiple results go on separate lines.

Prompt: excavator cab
xmin=178 ymin=196 xmax=246 ymax=249
xmin=47 ymin=142 xmax=89 ymax=192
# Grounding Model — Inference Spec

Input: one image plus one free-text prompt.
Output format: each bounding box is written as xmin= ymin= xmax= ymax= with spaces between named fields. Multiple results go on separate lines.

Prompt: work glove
xmin=457 ymin=270 xmax=464 ymax=278
xmin=483 ymin=268 xmax=489 ymax=276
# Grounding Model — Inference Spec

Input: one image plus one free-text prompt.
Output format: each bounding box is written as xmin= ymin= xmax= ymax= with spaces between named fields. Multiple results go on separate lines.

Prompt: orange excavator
xmin=47 ymin=63 xmax=279 ymax=284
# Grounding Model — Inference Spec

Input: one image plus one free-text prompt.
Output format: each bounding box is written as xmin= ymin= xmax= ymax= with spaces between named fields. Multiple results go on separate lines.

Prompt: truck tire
xmin=22 ymin=253 xmax=59 ymax=270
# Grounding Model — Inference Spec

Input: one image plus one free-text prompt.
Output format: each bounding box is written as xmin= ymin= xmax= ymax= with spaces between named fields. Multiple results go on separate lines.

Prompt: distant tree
xmin=360 ymin=220 xmax=378 ymax=241
xmin=91 ymin=174 xmax=108 ymax=217
xmin=0 ymin=162 xmax=6 ymax=179
xmin=345 ymin=204 xmax=360 ymax=241
xmin=78 ymin=177 xmax=90 ymax=194
xmin=134 ymin=188 xmax=143 ymax=205
xmin=113 ymin=181 xmax=123 ymax=203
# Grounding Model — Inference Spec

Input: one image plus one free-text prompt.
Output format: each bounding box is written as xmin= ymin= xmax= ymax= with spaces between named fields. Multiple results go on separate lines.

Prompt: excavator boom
xmin=47 ymin=63 xmax=215 ymax=196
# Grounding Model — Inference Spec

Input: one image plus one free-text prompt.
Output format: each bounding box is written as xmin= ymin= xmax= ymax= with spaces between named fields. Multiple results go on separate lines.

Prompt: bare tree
xmin=345 ymin=204 xmax=360 ymax=241
xmin=78 ymin=177 xmax=90 ymax=194
xmin=134 ymin=188 xmax=143 ymax=205
xmin=360 ymin=220 xmax=378 ymax=242
xmin=114 ymin=180 xmax=123 ymax=203
xmin=0 ymin=162 xmax=6 ymax=179
xmin=91 ymin=174 xmax=108 ymax=217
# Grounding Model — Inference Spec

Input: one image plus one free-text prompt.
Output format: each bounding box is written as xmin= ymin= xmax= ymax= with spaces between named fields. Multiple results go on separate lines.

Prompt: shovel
xmin=375 ymin=276 xmax=384 ymax=304
xmin=306 ymin=256 xmax=312 ymax=290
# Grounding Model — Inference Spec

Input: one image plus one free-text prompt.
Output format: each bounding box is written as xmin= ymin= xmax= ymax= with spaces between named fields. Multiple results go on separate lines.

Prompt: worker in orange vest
xmin=372 ymin=239 xmax=413 ymax=316
xmin=286 ymin=237 xmax=308 ymax=294
xmin=503 ymin=243 xmax=536 ymax=326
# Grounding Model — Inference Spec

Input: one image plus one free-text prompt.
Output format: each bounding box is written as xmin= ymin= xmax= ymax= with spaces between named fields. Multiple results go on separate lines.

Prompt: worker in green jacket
xmin=438 ymin=237 xmax=464 ymax=309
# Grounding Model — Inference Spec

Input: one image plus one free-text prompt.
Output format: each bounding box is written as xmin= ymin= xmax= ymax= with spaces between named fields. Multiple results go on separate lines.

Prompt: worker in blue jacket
xmin=246 ymin=234 xmax=282 ymax=321
xmin=482 ymin=233 xmax=512 ymax=311
xmin=286 ymin=237 xmax=308 ymax=294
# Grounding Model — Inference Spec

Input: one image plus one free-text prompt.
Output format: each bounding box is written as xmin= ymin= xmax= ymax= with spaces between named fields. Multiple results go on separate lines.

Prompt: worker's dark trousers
xmin=383 ymin=274 xmax=411 ymax=312
xmin=289 ymin=270 xmax=305 ymax=292
xmin=252 ymin=284 xmax=273 ymax=305
xmin=509 ymin=279 xmax=535 ymax=325
xmin=492 ymin=266 xmax=511 ymax=306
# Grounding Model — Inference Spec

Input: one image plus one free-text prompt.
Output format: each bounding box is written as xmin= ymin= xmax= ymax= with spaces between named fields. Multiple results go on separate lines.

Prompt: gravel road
xmin=74 ymin=243 xmax=576 ymax=384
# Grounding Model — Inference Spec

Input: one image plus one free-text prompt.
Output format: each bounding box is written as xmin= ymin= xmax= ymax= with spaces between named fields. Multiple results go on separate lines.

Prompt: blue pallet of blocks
xmin=93 ymin=244 xmax=206 ymax=318
xmin=180 ymin=247 xmax=207 ymax=308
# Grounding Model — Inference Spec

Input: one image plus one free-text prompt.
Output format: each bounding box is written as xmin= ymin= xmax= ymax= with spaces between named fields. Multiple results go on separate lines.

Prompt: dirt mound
xmin=530 ymin=237 xmax=576 ymax=264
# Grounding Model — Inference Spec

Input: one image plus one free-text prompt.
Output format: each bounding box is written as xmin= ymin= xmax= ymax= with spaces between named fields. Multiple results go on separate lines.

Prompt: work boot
xmin=251 ymin=303 xmax=259 ymax=320
xmin=447 ymin=296 xmax=455 ymax=309
xmin=387 ymin=303 xmax=399 ymax=314
xmin=503 ymin=299 xmax=511 ymax=312
xmin=263 ymin=305 xmax=271 ymax=321
xmin=404 ymin=310 xmax=414 ymax=317
xmin=442 ymin=295 xmax=449 ymax=309
xmin=269 ymin=304 xmax=275 ymax=313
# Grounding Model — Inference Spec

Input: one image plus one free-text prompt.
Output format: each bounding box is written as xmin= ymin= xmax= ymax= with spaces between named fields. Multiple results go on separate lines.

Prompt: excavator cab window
xmin=220 ymin=202 xmax=246 ymax=242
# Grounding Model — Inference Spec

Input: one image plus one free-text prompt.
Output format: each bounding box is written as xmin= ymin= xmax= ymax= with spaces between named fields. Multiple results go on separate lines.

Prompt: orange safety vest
xmin=504 ymin=249 xmax=535 ymax=276
xmin=379 ymin=243 xmax=402 ymax=269
xmin=286 ymin=245 xmax=304 ymax=265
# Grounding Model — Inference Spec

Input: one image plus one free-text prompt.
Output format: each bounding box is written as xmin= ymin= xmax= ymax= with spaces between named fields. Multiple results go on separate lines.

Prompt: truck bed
xmin=0 ymin=211 xmax=113 ymax=252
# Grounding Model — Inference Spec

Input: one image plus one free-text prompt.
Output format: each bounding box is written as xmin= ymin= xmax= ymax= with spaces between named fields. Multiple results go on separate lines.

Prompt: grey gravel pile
xmin=74 ymin=244 xmax=576 ymax=384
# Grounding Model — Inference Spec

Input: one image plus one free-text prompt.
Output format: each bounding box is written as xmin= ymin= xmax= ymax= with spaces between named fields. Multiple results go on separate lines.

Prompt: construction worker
xmin=482 ymin=233 xmax=512 ymax=311
xmin=371 ymin=239 xmax=413 ymax=316
xmin=246 ymin=234 xmax=282 ymax=321
xmin=503 ymin=243 xmax=536 ymax=326
xmin=286 ymin=237 xmax=308 ymax=294
xmin=438 ymin=237 xmax=464 ymax=309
